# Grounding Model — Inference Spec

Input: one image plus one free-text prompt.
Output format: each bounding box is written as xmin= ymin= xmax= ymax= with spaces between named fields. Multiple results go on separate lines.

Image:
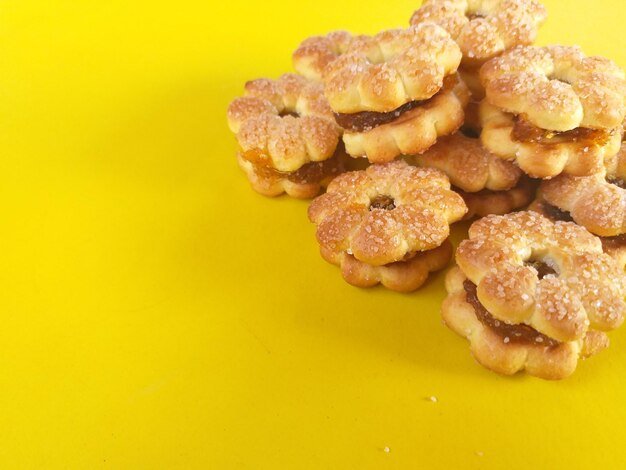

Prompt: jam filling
xmin=463 ymin=280 xmax=560 ymax=346
xmin=334 ymin=99 xmax=424 ymax=133
xmin=537 ymin=201 xmax=574 ymax=223
xmin=369 ymin=195 xmax=396 ymax=211
xmin=601 ymin=233 xmax=626 ymax=249
xmin=334 ymin=75 xmax=458 ymax=133
xmin=512 ymin=117 xmax=613 ymax=146
xmin=250 ymin=152 xmax=343 ymax=184
xmin=539 ymin=202 xmax=626 ymax=248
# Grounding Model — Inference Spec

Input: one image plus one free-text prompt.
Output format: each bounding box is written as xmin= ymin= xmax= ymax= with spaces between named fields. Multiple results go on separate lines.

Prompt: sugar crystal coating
xmin=308 ymin=160 xmax=467 ymax=266
xmin=457 ymin=211 xmax=626 ymax=343
xmin=481 ymin=45 xmax=626 ymax=131
xmin=410 ymin=0 xmax=547 ymax=65
xmin=323 ymin=23 xmax=462 ymax=113
xmin=227 ymin=73 xmax=342 ymax=173
xmin=541 ymin=140 xmax=626 ymax=237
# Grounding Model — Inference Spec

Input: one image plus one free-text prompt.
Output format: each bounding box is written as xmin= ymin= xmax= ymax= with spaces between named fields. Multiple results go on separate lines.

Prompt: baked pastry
xmin=292 ymin=31 xmax=378 ymax=82
xmin=227 ymin=73 xmax=344 ymax=198
xmin=410 ymin=0 xmax=547 ymax=67
xmin=308 ymin=160 xmax=467 ymax=291
xmin=323 ymin=23 xmax=469 ymax=163
xmin=480 ymin=46 xmax=626 ymax=178
xmin=531 ymin=134 xmax=626 ymax=268
xmin=414 ymin=103 xmax=535 ymax=219
xmin=457 ymin=178 xmax=535 ymax=219
xmin=443 ymin=211 xmax=626 ymax=379
xmin=410 ymin=0 xmax=547 ymax=101
xmin=528 ymin=196 xmax=626 ymax=271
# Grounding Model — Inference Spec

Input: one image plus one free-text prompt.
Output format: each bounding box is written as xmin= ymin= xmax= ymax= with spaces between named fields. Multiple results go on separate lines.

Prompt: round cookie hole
xmin=549 ymin=75 xmax=572 ymax=86
xmin=524 ymin=257 xmax=559 ymax=279
xmin=369 ymin=195 xmax=396 ymax=211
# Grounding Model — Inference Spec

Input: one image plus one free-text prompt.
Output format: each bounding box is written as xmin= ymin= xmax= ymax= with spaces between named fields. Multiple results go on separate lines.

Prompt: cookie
xmin=410 ymin=0 xmax=547 ymax=67
xmin=540 ymin=142 xmax=626 ymax=237
xmin=414 ymin=102 xmax=534 ymax=219
xmin=457 ymin=178 xmax=535 ymax=219
xmin=292 ymin=31 xmax=378 ymax=82
xmin=227 ymin=73 xmax=344 ymax=197
xmin=308 ymin=160 xmax=467 ymax=291
xmin=442 ymin=211 xmax=626 ymax=379
xmin=323 ymin=23 xmax=469 ymax=162
xmin=529 ymin=197 xmax=626 ymax=271
xmin=529 ymin=136 xmax=626 ymax=267
xmin=480 ymin=46 xmax=626 ymax=178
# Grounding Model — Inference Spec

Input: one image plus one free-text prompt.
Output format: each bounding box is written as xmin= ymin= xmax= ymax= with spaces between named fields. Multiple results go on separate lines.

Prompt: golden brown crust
xmin=456 ymin=211 xmax=626 ymax=343
xmin=308 ymin=160 xmax=467 ymax=267
xmin=480 ymin=101 xmax=622 ymax=178
xmin=442 ymin=266 xmax=609 ymax=380
xmin=481 ymin=45 xmax=626 ymax=131
xmin=236 ymin=152 xmax=345 ymax=199
xmin=323 ymin=23 xmax=462 ymax=113
xmin=325 ymin=240 xmax=452 ymax=292
xmin=459 ymin=178 xmax=536 ymax=219
xmin=540 ymin=143 xmax=626 ymax=237
xmin=292 ymin=31 xmax=377 ymax=82
xmin=227 ymin=73 xmax=342 ymax=173
xmin=342 ymin=75 xmax=470 ymax=162
xmin=529 ymin=196 xmax=626 ymax=270
xmin=410 ymin=0 xmax=547 ymax=66
xmin=414 ymin=130 xmax=523 ymax=192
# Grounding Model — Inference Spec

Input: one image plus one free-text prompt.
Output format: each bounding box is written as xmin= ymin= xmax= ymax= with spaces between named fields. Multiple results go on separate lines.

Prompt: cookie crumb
xmin=429 ymin=396 xmax=438 ymax=403
xmin=383 ymin=446 xmax=390 ymax=453
xmin=476 ymin=451 xmax=484 ymax=457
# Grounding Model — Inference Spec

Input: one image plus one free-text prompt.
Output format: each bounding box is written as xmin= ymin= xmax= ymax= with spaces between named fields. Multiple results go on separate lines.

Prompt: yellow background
xmin=2 ymin=0 xmax=626 ymax=468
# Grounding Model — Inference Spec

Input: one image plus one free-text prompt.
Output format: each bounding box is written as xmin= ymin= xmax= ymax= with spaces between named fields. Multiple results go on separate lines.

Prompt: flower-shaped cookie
xmin=529 ymin=195 xmax=626 ymax=272
xmin=292 ymin=31 xmax=379 ymax=82
xmin=444 ymin=211 xmax=626 ymax=379
xmin=410 ymin=0 xmax=547 ymax=66
xmin=479 ymin=46 xmax=626 ymax=178
xmin=481 ymin=45 xmax=626 ymax=131
xmin=319 ymin=23 xmax=468 ymax=163
xmin=458 ymin=178 xmax=536 ymax=220
xmin=480 ymin=100 xmax=623 ymax=178
xmin=323 ymin=23 xmax=462 ymax=113
xmin=308 ymin=160 xmax=467 ymax=291
xmin=443 ymin=266 xmax=610 ymax=380
xmin=339 ymin=75 xmax=470 ymax=163
xmin=227 ymin=73 xmax=342 ymax=173
xmin=541 ymin=141 xmax=626 ymax=237
xmin=414 ymin=103 xmax=534 ymax=218
xmin=227 ymin=73 xmax=344 ymax=197
xmin=457 ymin=211 xmax=626 ymax=337
xmin=415 ymin=131 xmax=523 ymax=193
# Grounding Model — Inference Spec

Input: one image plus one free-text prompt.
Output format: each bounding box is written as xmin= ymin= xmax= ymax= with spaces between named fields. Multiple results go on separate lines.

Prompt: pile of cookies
xmin=226 ymin=0 xmax=626 ymax=380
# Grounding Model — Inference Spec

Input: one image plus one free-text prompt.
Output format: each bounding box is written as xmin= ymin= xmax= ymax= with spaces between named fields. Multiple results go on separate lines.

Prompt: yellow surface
xmin=2 ymin=0 xmax=626 ymax=468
